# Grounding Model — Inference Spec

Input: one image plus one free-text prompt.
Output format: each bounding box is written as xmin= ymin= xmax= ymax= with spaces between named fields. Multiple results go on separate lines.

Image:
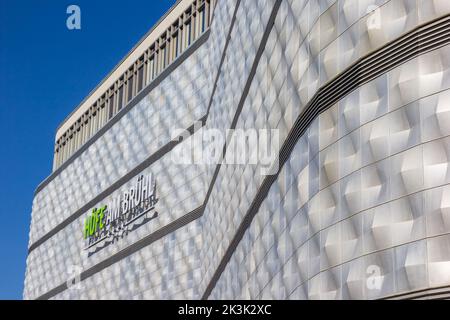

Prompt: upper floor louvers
xmin=53 ymin=0 xmax=216 ymax=171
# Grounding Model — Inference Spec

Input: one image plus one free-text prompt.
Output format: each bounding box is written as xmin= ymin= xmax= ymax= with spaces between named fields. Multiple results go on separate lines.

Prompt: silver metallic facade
xmin=24 ymin=0 xmax=450 ymax=300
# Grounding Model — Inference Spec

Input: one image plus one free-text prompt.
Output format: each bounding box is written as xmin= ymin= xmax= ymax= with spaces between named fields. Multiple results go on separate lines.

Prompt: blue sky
xmin=0 ymin=0 xmax=176 ymax=299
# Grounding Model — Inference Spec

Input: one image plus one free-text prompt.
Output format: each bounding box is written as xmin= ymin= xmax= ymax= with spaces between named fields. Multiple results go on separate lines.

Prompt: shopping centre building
xmin=24 ymin=0 xmax=450 ymax=299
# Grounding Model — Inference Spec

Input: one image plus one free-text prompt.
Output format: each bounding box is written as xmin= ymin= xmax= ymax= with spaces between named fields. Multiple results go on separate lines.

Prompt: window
xmin=137 ymin=66 xmax=144 ymax=92
xmin=108 ymin=95 xmax=115 ymax=119
xmin=162 ymin=45 xmax=167 ymax=68
xmin=77 ymin=126 xmax=82 ymax=149
xmin=148 ymin=57 xmax=155 ymax=82
xmin=201 ymin=9 xmax=206 ymax=32
xmin=118 ymin=86 xmax=124 ymax=111
xmin=188 ymin=21 xmax=192 ymax=45
xmin=175 ymin=33 xmax=179 ymax=58
xmin=127 ymin=77 xmax=134 ymax=102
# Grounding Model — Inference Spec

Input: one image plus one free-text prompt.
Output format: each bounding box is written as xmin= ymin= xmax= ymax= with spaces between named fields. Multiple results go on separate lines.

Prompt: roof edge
xmin=55 ymin=0 xmax=188 ymax=140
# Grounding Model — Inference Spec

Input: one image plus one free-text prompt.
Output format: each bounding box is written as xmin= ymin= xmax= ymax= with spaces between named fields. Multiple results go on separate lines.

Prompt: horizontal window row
xmin=53 ymin=0 xmax=216 ymax=170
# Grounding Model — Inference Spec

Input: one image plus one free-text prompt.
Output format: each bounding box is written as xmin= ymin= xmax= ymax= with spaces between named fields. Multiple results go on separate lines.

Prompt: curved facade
xmin=24 ymin=0 xmax=450 ymax=300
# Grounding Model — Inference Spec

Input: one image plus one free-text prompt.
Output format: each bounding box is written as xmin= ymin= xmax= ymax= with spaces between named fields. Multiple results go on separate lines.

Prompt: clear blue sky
xmin=0 ymin=0 xmax=176 ymax=300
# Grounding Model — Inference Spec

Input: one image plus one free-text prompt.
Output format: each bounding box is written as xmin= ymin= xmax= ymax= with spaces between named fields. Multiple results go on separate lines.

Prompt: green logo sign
xmin=83 ymin=174 xmax=158 ymax=252
xmin=83 ymin=206 xmax=107 ymax=239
